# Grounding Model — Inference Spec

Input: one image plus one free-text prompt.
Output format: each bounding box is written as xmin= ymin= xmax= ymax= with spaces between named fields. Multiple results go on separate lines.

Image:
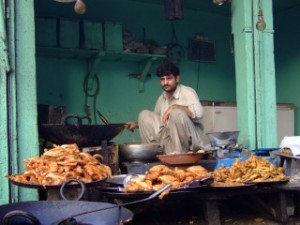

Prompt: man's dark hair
xmin=156 ymin=60 xmax=179 ymax=77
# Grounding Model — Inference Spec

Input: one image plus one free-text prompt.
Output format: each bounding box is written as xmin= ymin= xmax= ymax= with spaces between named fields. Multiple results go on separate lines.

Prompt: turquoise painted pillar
xmin=253 ymin=0 xmax=277 ymax=148
xmin=231 ymin=0 xmax=256 ymax=149
xmin=13 ymin=0 xmax=39 ymax=201
xmin=231 ymin=0 xmax=277 ymax=149
xmin=0 ymin=0 xmax=10 ymax=205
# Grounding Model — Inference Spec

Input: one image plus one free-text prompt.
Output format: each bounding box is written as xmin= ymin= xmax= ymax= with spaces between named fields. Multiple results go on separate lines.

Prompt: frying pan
xmin=39 ymin=114 xmax=126 ymax=147
xmin=1 ymin=180 xmax=172 ymax=225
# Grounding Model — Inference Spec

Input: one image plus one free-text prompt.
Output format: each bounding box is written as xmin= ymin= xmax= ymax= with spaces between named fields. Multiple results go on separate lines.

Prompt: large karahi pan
xmin=39 ymin=114 xmax=126 ymax=147
xmin=0 ymin=180 xmax=171 ymax=225
xmin=1 ymin=201 xmax=133 ymax=225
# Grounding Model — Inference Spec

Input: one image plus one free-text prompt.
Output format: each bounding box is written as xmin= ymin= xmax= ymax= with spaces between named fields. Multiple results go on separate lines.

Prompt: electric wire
xmin=83 ymin=73 xmax=100 ymax=124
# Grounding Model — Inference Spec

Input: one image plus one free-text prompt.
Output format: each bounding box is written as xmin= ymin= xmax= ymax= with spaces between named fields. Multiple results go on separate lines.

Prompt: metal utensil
xmin=96 ymin=110 xmax=134 ymax=133
xmin=54 ymin=183 xmax=172 ymax=225
xmin=97 ymin=110 xmax=110 ymax=125
xmin=119 ymin=143 xmax=164 ymax=162
xmin=206 ymin=131 xmax=240 ymax=147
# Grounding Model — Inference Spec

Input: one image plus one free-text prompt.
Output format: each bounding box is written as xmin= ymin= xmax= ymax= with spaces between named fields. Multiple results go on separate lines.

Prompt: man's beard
xmin=163 ymin=85 xmax=177 ymax=93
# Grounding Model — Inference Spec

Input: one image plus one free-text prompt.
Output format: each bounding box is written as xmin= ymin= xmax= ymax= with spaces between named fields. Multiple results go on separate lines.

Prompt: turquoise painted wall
xmin=274 ymin=7 xmax=300 ymax=135
xmin=35 ymin=0 xmax=235 ymax=143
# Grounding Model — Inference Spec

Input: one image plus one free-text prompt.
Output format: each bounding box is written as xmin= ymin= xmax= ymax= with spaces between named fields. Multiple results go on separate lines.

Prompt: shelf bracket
xmin=138 ymin=56 xmax=157 ymax=92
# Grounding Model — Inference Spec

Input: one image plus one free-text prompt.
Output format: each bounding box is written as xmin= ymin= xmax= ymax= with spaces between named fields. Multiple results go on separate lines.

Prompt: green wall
xmin=274 ymin=7 xmax=300 ymax=135
xmin=35 ymin=0 xmax=234 ymax=143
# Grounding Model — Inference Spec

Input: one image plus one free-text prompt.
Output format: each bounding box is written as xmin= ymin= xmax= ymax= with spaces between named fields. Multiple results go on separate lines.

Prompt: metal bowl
xmin=119 ymin=143 xmax=164 ymax=163
xmin=156 ymin=153 xmax=204 ymax=165
xmin=206 ymin=131 xmax=239 ymax=146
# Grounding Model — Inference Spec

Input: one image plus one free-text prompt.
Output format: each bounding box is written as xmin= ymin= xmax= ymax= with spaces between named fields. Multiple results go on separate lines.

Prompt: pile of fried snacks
xmin=124 ymin=165 xmax=211 ymax=199
xmin=7 ymin=144 xmax=112 ymax=187
xmin=211 ymin=154 xmax=289 ymax=184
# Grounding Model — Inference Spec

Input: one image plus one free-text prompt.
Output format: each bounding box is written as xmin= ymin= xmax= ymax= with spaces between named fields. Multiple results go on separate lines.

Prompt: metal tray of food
xmin=8 ymin=174 xmax=107 ymax=189
xmin=272 ymin=151 xmax=300 ymax=159
xmin=244 ymin=179 xmax=290 ymax=185
xmin=98 ymin=175 xmax=213 ymax=193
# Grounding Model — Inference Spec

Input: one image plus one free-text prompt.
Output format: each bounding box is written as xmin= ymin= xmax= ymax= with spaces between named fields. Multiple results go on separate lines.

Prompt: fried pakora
xmin=7 ymin=144 xmax=112 ymax=187
xmin=211 ymin=154 xmax=289 ymax=184
xmin=124 ymin=164 xmax=211 ymax=199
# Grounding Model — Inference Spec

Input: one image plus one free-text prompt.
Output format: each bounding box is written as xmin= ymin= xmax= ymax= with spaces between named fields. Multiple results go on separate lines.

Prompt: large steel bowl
xmin=206 ymin=131 xmax=239 ymax=146
xmin=119 ymin=143 xmax=164 ymax=163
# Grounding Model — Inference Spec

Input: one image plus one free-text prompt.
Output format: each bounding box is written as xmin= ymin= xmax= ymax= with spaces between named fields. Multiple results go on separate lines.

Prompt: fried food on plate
xmin=211 ymin=154 xmax=289 ymax=184
xmin=7 ymin=144 xmax=112 ymax=187
xmin=125 ymin=164 xmax=211 ymax=199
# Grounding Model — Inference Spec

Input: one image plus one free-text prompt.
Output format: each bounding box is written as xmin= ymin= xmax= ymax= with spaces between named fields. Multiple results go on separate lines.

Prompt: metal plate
xmin=244 ymin=179 xmax=290 ymax=185
xmin=210 ymin=182 xmax=256 ymax=188
xmin=97 ymin=187 xmax=208 ymax=199
xmin=273 ymin=151 xmax=300 ymax=159
xmin=99 ymin=176 xmax=214 ymax=193
xmin=9 ymin=175 xmax=107 ymax=189
xmin=177 ymin=177 xmax=214 ymax=189
xmin=105 ymin=174 xmax=129 ymax=186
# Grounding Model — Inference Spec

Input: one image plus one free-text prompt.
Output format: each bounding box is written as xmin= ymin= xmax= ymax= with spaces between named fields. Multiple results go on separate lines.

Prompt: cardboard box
xmin=81 ymin=20 xmax=103 ymax=50
xmin=104 ymin=21 xmax=123 ymax=52
xmin=35 ymin=17 xmax=58 ymax=47
xmin=59 ymin=18 xmax=80 ymax=49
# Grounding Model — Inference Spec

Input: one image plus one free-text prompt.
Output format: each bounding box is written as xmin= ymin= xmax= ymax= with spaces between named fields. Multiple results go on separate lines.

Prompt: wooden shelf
xmin=36 ymin=46 xmax=167 ymax=92
xmin=36 ymin=46 xmax=166 ymax=63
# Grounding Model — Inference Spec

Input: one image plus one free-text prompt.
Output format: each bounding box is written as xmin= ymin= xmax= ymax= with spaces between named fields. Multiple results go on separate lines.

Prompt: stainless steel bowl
xmin=206 ymin=131 xmax=239 ymax=146
xmin=119 ymin=143 xmax=164 ymax=163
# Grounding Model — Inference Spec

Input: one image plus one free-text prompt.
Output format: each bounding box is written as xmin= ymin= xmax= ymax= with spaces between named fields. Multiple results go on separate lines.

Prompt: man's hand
xmin=162 ymin=104 xmax=192 ymax=125
xmin=126 ymin=121 xmax=139 ymax=131
xmin=162 ymin=106 xmax=174 ymax=125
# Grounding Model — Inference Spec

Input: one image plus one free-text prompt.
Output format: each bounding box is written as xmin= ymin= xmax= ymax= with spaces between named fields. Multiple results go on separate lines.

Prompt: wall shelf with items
xmin=36 ymin=46 xmax=166 ymax=63
xmin=36 ymin=46 xmax=166 ymax=92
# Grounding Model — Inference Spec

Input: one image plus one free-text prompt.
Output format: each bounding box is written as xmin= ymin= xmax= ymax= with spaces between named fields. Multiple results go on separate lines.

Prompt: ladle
xmin=55 ymin=183 xmax=172 ymax=225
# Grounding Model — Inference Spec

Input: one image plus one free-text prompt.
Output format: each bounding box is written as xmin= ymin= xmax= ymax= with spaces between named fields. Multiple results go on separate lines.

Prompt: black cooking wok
xmin=0 ymin=201 xmax=133 ymax=225
xmin=39 ymin=114 xmax=126 ymax=147
xmin=1 ymin=179 xmax=172 ymax=225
